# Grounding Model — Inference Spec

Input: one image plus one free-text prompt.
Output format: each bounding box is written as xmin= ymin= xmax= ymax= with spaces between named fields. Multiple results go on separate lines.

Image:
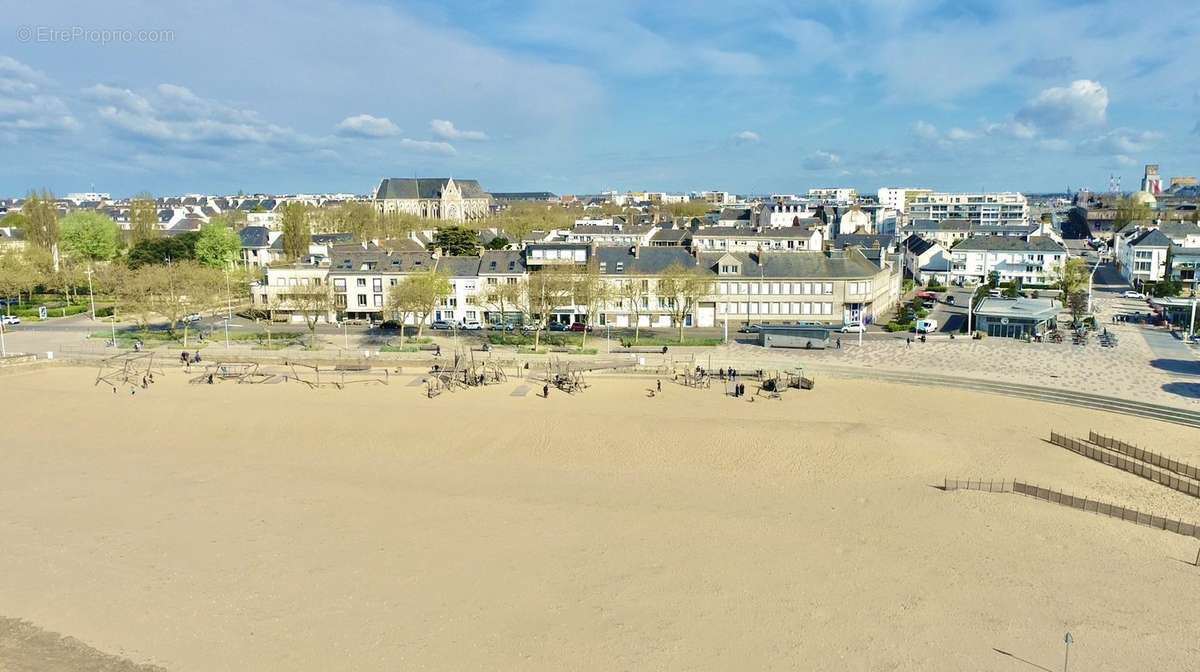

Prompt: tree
xmin=523 ymin=268 xmax=573 ymax=350
xmin=383 ymin=272 xmax=448 ymax=345
xmin=1113 ymin=196 xmax=1153 ymax=234
xmin=0 ymin=251 xmax=42 ymax=309
xmin=664 ymin=201 xmax=712 ymax=218
xmin=571 ymin=261 xmax=610 ymax=349
xmin=657 ymin=263 xmax=712 ymax=342
xmin=484 ymin=236 xmax=510 ymax=250
xmin=21 ymin=191 xmax=60 ymax=251
xmin=280 ymin=202 xmax=311 ymax=260
xmin=60 ymin=211 xmax=121 ymax=261
xmin=432 ymin=226 xmax=480 ymax=256
xmin=1066 ymin=290 xmax=1088 ymax=327
xmin=617 ymin=277 xmax=648 ymax=344
xmin=129 ymin=194 xmax=160 ymax=245
xmin=209 ymin=209 xmax=247 ymax=230
xmin=318 ymin=201 xmax=379 ymax=239
xmin=487 ymin=202 xmax=575 ymax=242
xmin=480 ymin=279 xmax=524 ymax=329
xmin=280 ymin=283 xmax=333 ymax=348
xmin=113 ymin=261 xmax=223 ymax=337
xmin=127 ymin=231 xmax=200 ymax=268
xmin=194 ymin=221 xmax=242 ymax=268
xmin=1053 ymin=257 xmax=1089 ymax=297
xmin=0 ymin=212 xmax=30 ymax=234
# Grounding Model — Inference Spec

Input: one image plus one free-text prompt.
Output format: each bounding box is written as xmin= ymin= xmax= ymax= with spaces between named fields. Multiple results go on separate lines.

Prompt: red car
xmin=568 ymin=322 xmax=593 ymax=332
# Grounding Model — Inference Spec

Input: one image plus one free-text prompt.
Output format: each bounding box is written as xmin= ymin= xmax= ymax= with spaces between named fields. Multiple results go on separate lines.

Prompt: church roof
xmin=374 ymin=178 xmax=490 ymax=200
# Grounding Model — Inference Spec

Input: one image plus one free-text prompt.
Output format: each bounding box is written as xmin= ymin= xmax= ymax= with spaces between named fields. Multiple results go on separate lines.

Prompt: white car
xmin=839 ymin=323 xmax=865 ymax=333
xmin=1120 ymin=291 xmax=1145 ymax=299
xmin=460 ymin=319 xmax=482 ymax=331
xmin=0 ymin=315 xmax=20 ymax=326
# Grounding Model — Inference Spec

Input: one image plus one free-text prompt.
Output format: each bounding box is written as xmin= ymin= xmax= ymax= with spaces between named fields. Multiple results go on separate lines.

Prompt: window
xmin=373 ymin=278 xmax=382 ymax=292
xmin=357 ymin=294 xmax=367 ymax=307
xmin=357 ymin=278 xmax=367 ymax=287
xmin=616 ymin=262 xmax=625 ymax=273
xmin=822 ymin=302 xmax=833 ymax=315
xmin=487 ymin=277 xmax=498 ymax=285
xmin=335 ymin=294 xmax=346 ymax=307
xmin=467 ymin=310 xmax=476 ymax=319
xmin=823 ymin=282 xmax=833 ymax=294
xmin=373 ymin=294 xmax=383 ymax=307
xmin=801 ymin=302 xmax=812 ymax=315
xmin=506 ymin=277 xmax=517 ymax=285
xmin=334 ymin=278 xmax=346 ymax=290
xmin=802 ymin=282 xmax=812 ymax=295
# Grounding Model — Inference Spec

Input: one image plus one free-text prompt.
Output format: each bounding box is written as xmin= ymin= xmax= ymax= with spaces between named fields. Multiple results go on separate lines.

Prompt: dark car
xmin=945 ymin=295 xmax=956 ymax=305
xmin=737 ymin=324 xmax=762 ymax=334
xmin=548 ymin=321 xmax=570 ymax=332
xmin=568 ymin=322 xmax=593 ymax=332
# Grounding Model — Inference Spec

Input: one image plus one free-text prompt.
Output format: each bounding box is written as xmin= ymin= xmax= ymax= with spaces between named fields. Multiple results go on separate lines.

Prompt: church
xmin=373 ymin=177 xmax=491 ymax=222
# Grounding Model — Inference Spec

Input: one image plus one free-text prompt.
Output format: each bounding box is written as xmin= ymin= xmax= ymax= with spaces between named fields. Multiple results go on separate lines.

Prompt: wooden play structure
xmin=756 ymin=368 xmax=815 ymax=399
xmin=425 ymin=349 xmax=510 ymax=398
xmin=95 ymin=352 xmax=163 ymax=390
xmin=189 ymin=361 xmax=275 ymax=385
xmin=286 ymin=361 xmax=390 ymax=389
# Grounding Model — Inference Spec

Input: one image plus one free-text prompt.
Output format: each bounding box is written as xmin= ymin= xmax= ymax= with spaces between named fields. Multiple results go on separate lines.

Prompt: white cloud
xmin=85 ymin=83 xmax=295 ymax=145
xmin=1016 ymin=79 xmax=1108 ymax=132
xmin=399 ymin=138 xmax=456 ymax=155
xmin=0 ymin=57 xmax=78 ymax=135
xmin=733 ymin=130 xmax=760 ymax=143
xmin=913 ymin=120 xmax=940 ymax=142
xmin=945 ymin=127 xmax=976 ymax=142
xmin=335 ymin=114 xmax=399 ymax=138
xmin=983 ymin=119 xmax=1037 ymax=140
xmin=429 ymin=119 xmax=487 ymax=141
xmin=801 ymin=150 xmax=840 ymax=171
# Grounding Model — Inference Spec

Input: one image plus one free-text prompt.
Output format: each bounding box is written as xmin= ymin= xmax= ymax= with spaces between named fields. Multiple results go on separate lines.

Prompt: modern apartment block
xmin=908 ymin=192 xmax=1029 ymax=227
xmin=948 ymin=236 xmax=1066 ymax=286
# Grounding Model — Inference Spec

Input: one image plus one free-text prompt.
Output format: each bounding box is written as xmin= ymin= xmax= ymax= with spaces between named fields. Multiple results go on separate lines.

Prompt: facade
xmin=1115 ymin=228 xmax=1171 ymax=287
xmin=904 ymin=218 xmax=1036 ymax=248
xmin=692 ymin=226 xmax=823 ymax=253
xmin=373 ymin=177 xmax=490 ymax=222
xmin=703 ymin=249 xmax=900 ymax=327
xmin=1141 ymin=164 xmax=1163 ymax=195
xmin=758 ymin=200 xmax=813 ymax=228
xmin=948 ymin=236 xmax=1067 ymax=286
xmin=908 ymin=192 xmax=1028 ymax=226
xmin=807 ymin=188 xmax=857 ymax=204
xmin=877 ymin=187 xmax=932 ymax=214
xmin=901 ymin=235 xmax=950 ymax=284
xmin=565 ymin=224 xmax=657 ymax=247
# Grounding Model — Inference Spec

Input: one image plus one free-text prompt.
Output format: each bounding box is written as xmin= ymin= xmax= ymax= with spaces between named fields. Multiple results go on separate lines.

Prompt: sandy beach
xmin=1 ymin=365 xmax=1198 ymax=671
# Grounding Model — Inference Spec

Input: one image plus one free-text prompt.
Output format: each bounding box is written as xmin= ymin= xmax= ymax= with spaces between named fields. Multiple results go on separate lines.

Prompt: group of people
xmin=731 ymin=382 xmax=748 ymax=397
xmin=179 ymin=351 xmax=202 ymax=368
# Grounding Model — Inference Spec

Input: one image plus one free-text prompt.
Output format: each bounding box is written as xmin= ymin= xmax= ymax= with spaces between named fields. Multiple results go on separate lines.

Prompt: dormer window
xmin=615 ymin=262 xmax=624 ymax=273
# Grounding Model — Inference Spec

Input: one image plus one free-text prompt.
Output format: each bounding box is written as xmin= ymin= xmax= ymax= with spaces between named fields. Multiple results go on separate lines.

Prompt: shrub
xmin=885 ymin=321 xmax=914 ymax=332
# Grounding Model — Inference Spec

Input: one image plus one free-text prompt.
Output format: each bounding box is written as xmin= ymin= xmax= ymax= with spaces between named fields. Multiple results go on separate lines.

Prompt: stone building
xmin=373 ymin=177 xmax=491 ymax=222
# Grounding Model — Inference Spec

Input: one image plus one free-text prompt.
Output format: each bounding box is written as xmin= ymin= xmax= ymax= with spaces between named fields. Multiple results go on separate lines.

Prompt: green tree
xmin=21 ymin=191 xmax=60 ymax=251
xmin=279 ymin=283 xmax=332 ymax=348
xmin=60 ymin=211 xmax=121 ymax=261
xmin=208 ymin=210 xmax=248 ymax=230
xmin=480 ymin=279 xmax=524 ymax=328
xmin=431 ymin=226 xmax=480 ymax=256
xmin=664 ymin=201 xmax=712 ymax=218
xmin=1053 ymin=257 xmax=1090 ymax=297
xmin=383 ymin=272 xmax=447 ymax=345
xmin=1113 ymin=196 xmax=1153 ymax=234
xmin=0 ymin=251 xmax=42 ymax=309
xmin=127 ymin=231 xmax=200 ymax=268
xmin=571 ymin=261 xmax=610 ymax=349
xmin=0 ymin=212 xmax=30 ymax=234
xmin=129 ymin=194 xmax=160 ymax=245
xmin=522 ymin=268 xmax=573 ymax=350
xmin=484 ymin=236 xmax=510 ymax=250
xmin=280 ymin=202 xmax=311 ymax=260
xmin=194 ymin=221 xmax=242 ymax=268
xmin=658 ymin=263 xmax=712 ymax=343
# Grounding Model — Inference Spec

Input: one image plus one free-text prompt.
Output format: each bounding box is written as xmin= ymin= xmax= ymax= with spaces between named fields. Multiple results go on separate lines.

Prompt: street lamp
xmin=85 ymin=266 xmax=96 ymax=321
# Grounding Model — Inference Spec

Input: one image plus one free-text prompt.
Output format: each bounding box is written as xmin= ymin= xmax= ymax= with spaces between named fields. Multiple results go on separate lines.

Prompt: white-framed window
xmin=373 ymin=294 xmax=383 ymax=307
xmin=823 ymin=282 xmax=833 ymax=294
xmin=801 ymin=302 xmax=812 ymax=315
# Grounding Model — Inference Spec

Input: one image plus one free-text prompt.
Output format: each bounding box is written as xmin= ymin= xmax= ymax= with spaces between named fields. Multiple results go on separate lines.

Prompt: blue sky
xmin=2 ymin=0 xmax=1198 ymax=197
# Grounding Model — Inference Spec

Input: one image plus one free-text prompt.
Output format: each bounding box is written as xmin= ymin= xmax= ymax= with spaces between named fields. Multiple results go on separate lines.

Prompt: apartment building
xmin=1115 ymin=228 xmax=1171 ymax=287
xmin=903 ymin=218 xmax=1037 ymax=248
xmin=691 ymin=226 xmax=823 ymax=253
xmin=877 ymin=187 xmax=932 ymax=213
xmin=704 ymin=249 xmax=900 ymax=327
xmin=908 ymin=192 xmax=1028 ymax=226
xmin=565 ymin=223 xmax=658 ymax=246
xmin=948 ymin=236 xmax=1067 ymax=286
xmin=807 ymin=188 xmax=857 ymax=204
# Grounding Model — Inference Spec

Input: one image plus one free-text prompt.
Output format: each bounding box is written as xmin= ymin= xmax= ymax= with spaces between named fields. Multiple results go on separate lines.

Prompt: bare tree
xmin=280 ymin=283 xmax=333 ymax=348
xmin=523 ymin=267 xmax=573 ymax=350
xmin=616 ymin=277 xmax=648 ymax=344
xmin=658 ymin=262 xmax=712 ymax=342
xmin=129 ymin=194 xmax=159 ymax=246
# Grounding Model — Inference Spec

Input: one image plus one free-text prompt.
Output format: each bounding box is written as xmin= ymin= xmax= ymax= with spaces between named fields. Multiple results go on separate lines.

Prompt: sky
xmin=2 ymin=0 xmax=1198 ymax=198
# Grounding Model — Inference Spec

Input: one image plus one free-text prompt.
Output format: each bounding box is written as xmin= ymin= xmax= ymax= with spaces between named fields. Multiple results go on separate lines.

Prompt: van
xmin=915 ymin=318 xmax=938 ymax=334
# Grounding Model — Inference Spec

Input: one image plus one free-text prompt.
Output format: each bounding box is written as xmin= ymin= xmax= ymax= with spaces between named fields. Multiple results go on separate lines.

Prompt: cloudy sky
xmin=2 ymin=0 xmax=1198 ymax=197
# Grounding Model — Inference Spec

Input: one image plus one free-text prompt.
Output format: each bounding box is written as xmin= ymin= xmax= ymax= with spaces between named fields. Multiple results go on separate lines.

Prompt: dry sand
xmin=1 ymin=366 xmax=1198 ymax=671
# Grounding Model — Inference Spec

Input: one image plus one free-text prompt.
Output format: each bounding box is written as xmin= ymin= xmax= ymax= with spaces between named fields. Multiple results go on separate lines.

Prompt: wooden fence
xmin=1048 ymin=432 xmax=1200 ymax=499
xmin=1088 ymin=431 xmax=1200 ymax=482
xmin=943 ymin=477 xmax=1200 ymax=540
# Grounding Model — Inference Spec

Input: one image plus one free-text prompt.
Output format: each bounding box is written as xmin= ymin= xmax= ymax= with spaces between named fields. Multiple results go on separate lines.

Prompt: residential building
xmin=692 ymin=226 xmax=823 ymax=253
xmin=717 ymin=206 xmax=754 ymax=227
xmin=704 ymin=248 xmax=900 ymax=327
xmin=807 ymin=188 xmax=857 ymax=204
xmin=908 ymin=192 xmax=1028 ymax=226
xmin=901 ymin=235 xmax=950 ymax=285
xmin=435 ymin=255 xmax=485 ymax=325
xmin=877 ymin=188 xmax=932 ymax=214
xmin=565 ymin=223 xmax=657 ymax=247
xmin=948 ymin=236 xmax=1067 ymax=286
xmin=477 ymin=250 xmax=528 ymax=326
xmin=373 ymin=177 xmax=491 ymax=222
xmin=903 ymin=218 xmax=1037 ymax=248
xmin=692 ymin=190 xmax=737 ymax=206
xmin=758 ymin=200 xmax=814 ymax=228
xmin=595 ymin=247 xmax=698 ymax=328
xmin=1115 ymin=228 xmax=1171 ymax=287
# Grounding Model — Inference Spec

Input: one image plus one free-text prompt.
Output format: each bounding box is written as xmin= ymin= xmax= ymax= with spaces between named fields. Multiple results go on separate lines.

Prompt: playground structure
xmin=677 ymin=365 xmax=712 ymax=389
xmin=189 ymin=361 xmax=275 ymax=385
xmin=542 ymin=355 xmax=590 ymax=394
xmin=426 ymin=349 xmax=510 ymax=398
xmin=95 ymin=352 xmax=163 ymax=390
xmin=756 ymin=368 xmax=815 ymax=399
xmin=286 ymin=361 xmax=390 ymax=389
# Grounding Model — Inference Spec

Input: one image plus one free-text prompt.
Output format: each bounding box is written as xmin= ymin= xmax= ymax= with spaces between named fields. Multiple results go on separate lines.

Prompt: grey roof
xmin=1129 ymin=228 xmax=1175 ymax=248
xmin=699 ymin=249 xmax=882 ymax=279
xmin=375 ymin=178 xmax=489 ymax=200
xmin=570 ymin=224 xmax=655 ymax=236
xmin=311 ymin=232 xmax=355 ymax=245
xmin=479 ymin=250 xmax=526 ymax=274
xmin=595 ymin=247 xmax=696 ymax=275
xmin=239 ymin=225 xmax=271 ymax=248
xmin=436 ymin=255 xmax=482 ymax=277
xmin=974 ymin=297 xmax=1060 ymax=320
xmin=328 ymin=244 xmax=435 ymax=273
xmin=491 ymin=191 xmax=557 ymax=200
xmin=650 ymin=228 xmax=692 ymax=243
xmin=718 ymin=207 xmax=753 ymax=221
xmin=951 ymin=235 xmax=1065 ymax=253
xmin=901 ymin=234 xmax=938 ymax=255
xmin=693 ymin=226 xmax=819 ymax=239
xmin=834 ymin=233 xmax=896 ymax=249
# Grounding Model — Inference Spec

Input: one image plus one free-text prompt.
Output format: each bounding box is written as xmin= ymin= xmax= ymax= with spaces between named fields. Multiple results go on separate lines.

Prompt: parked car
xmin=922 ymin=301 xmax=936 ymax=310
xmin=460 ymin=319 xmax=483 ymax=330
xmin=944 ymin=295 xmax=956 ymax=305
xmin=548 ymin=321 xmax=570 ymax=332
xmin=839 ymin=323 xmax=865 ymax=333
xmin=1121 ymin=290 xmax=1145 ymax=299
xmin=1 ymin=315 xmax=20 ymax=326
xmin=915 ymin=318 xmax=938 ymax=334
xmin=182 ymin=313 xmax=202 ymax=323
xmin=430 ymin=319 xmax=457 ymax=330
xmin=568 ymin=322 xmax=593 ymax=332
xmin=489 ymin=322 xmax=516 ymax=331
xmin=737 ymin=324 xmax=762 ymax=334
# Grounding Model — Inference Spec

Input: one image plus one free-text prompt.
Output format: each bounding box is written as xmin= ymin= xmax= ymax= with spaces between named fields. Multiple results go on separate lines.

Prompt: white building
xmin=1115 ymin=228 xmax=1171 ymax=287
xmin=949 ymin=236 xmax=1067 ymax=286
xmin=807 ymin=188 xmax=857 ymax=204
xmin=876 ymin=188 xmax=932 ymax=214
xmin=909 ymin=192 xmax=1028 ymax=226
xmin=758 ymin=200 xmax=814 ymax=228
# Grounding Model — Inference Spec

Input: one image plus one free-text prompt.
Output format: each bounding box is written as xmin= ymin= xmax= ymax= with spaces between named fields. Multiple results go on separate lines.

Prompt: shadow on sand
xmin=1149 ymin=358 xmax=1200 ymax=376
xmin=1162 ymin=382 xmax=1200 ymax=399
xmin=992 ymin=648 xmax=1054 ymax=672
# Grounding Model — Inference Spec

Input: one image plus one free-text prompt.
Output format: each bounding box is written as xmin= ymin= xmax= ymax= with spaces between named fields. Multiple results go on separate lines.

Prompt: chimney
xmin=631 ymin=245 xmax=640 ymax=259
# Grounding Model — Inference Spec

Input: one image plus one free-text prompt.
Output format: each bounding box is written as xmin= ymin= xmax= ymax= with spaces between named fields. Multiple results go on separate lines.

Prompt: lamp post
xmin=85 ymin=266 xmax=96 ymax=321
xmin=0 ymin=315 xmax=7 ymax=357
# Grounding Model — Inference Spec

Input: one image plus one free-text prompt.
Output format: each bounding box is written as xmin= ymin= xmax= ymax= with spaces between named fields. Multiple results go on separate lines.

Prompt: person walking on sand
xmin=543 ymin=383 xmax=549 ymax=398
xmin=836 ymin=337 xmax=841 ymax=349
xmin=657 ymin=379 xmax=662 ymax=393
